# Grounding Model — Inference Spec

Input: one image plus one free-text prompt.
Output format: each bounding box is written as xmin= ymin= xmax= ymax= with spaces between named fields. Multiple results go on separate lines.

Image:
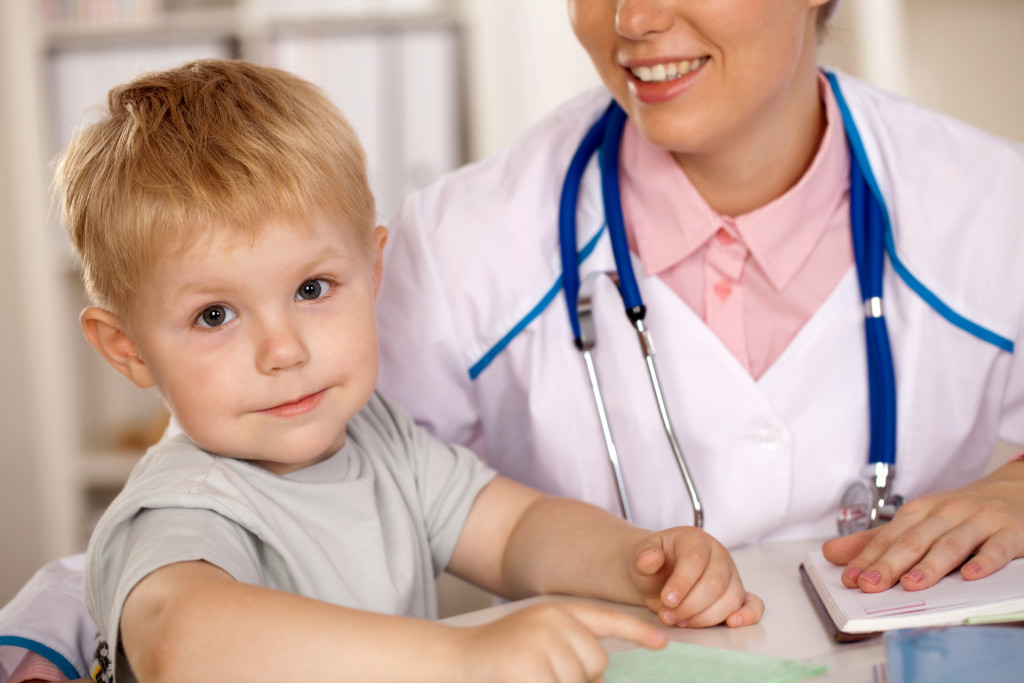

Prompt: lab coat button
xmin=754 ymin=426 xmax=783 ymax=451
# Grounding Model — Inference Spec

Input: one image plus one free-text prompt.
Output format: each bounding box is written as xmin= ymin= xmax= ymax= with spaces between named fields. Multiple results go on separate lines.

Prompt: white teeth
xmin=629 ymin=57 xmax=706 ymax=83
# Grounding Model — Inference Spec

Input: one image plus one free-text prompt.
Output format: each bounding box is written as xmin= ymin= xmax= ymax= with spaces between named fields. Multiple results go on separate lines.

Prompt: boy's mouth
xmin=261 ymin=388 xmax=327 ymax=417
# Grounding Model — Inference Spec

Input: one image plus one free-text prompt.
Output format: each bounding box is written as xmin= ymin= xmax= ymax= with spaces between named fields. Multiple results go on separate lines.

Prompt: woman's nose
xmin=616 ymin=0 xmax=675 ymax=40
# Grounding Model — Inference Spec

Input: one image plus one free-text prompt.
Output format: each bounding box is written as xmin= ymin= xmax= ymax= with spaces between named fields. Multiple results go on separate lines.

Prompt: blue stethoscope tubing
xmin=559 ymin=94 xmax=897 ymax=527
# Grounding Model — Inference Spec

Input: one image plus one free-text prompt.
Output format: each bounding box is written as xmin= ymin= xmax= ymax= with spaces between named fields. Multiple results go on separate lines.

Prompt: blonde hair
xmin=55 ymin=58 xmax=376 ymax=321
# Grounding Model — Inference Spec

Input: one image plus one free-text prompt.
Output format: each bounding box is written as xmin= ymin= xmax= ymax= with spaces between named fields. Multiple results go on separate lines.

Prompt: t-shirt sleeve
xmin=416 ymin=435 xmax=498 ymax=575
xmin=86 ymin=506 xmax=261 ymax=679
xmin=370 ymin=393 xmax=497 ymax=575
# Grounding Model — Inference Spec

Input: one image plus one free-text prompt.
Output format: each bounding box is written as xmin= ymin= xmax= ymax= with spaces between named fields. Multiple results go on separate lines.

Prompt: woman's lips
xmin=625 ymin=56 xmax=709 ymax=105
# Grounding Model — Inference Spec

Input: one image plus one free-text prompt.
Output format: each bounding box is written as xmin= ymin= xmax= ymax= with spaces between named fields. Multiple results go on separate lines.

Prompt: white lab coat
xmin=377 ymin=71 xmax=1024 ymax=548
xmin=0 ymin=554 xmax=92 ymax=681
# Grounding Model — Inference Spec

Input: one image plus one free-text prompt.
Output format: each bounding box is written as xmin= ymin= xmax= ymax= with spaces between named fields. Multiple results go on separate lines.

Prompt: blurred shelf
xmin=41 ymin=2 xmax=458 ymax=50
xmin=256 ymin=8 xmax=458 ymax=33
xmin=43 ymin=6 xmax=240 ymax=49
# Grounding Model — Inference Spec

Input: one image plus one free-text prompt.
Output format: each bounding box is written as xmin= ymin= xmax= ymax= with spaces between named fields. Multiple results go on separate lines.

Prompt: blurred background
xmin=1 ymin=0 xmax=1022 ymax=605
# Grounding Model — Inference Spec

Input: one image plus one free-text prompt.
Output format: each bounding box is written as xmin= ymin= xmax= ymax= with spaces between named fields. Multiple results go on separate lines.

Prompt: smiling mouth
xmin=629 ymin=57 xmax=709 ymax=83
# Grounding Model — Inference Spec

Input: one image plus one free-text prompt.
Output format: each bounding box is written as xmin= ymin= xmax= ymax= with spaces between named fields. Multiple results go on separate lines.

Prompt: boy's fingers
xmin=655 ymin=533 xmax=714 ymax=605
xmin=725 ymin=592 xmax=765 ymax=628
xmin=550 ymin=622 xmax=608 ymax=683
xmin=633 ymin=544 xmax=666 ymax=576
xmin=659 ymin=538 xmax=734 ymax=616
xmin=665 ymin=569 xmax=745 ymax=627
xmin=629 ymin=539 xmax=675 ymax=600
xmin=565 ymin=603 xmax=668 ymax=650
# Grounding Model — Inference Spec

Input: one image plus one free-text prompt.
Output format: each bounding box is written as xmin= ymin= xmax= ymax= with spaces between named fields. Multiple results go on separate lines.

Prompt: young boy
xmin=55 ymin=59 xmax=762 ymax=683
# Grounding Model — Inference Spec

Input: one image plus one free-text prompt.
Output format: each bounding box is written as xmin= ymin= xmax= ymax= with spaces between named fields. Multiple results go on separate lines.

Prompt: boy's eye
xmin=296 ymin=279 xmax=332 ymax=301
xmin=196 ymin=305 xmax=236 ymax=328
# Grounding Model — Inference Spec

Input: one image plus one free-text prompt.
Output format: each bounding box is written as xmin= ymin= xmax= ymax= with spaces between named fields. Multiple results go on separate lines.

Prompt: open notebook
xmin=799 ymin=549 xmax=1024 ymax=642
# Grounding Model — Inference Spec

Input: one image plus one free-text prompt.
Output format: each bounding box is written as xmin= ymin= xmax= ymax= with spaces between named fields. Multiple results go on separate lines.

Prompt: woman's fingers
xmin=823 ymin=466 xmax=1024 ymax=593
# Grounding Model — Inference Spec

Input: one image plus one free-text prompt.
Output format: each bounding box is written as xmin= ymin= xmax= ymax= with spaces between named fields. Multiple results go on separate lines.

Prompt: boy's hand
xmin=629 ymin=527 xmax=764 ymax=628
xmin=455 ymin=602 xmax=667 ymax=683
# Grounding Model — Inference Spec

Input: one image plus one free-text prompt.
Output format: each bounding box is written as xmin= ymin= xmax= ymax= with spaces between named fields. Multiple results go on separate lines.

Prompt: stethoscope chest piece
xmin=837 ymin=463 xmax=904 ymax=535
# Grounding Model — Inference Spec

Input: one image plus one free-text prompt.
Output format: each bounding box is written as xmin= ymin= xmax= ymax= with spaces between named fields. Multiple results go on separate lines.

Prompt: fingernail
xmin=860 ymin=570 xmax=881 ymax=585
xmin=664 ymin=590 xmax=680 ymax=607
xmin=638 ymin=548 xmax=657 ymax=561
xmin=965 ymin=562 xmax=982 ymax=576
xmin=844 ymin=566 xmax=863 ymax=582
xmin=903 ymin=570 xmax=923 ymax=584
xmin=660 ymin=609 xmax=678 ymax=625
xmin=676 ymin=619 xmax=689 ymax=629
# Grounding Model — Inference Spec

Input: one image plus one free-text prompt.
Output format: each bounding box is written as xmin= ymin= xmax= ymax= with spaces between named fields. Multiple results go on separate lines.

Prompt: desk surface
xmin=441 ymin=539 xmax=884 ymax=683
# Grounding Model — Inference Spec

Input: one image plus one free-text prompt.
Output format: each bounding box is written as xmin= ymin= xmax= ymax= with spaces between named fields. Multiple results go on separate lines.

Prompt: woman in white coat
xmin=376 ymin=0 xmax=1024 ymax=597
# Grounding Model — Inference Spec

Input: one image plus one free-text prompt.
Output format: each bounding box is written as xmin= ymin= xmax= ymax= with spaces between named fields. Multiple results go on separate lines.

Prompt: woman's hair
xmin=55 ymin=58 xmax=376 ymax=322
xmin=817 ymin=0 xmax=842 ymax=34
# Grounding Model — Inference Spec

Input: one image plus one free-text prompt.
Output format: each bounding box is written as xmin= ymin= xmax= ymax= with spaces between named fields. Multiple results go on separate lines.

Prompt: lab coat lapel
xmin=581 ymin=242 xmax=869 ymax=544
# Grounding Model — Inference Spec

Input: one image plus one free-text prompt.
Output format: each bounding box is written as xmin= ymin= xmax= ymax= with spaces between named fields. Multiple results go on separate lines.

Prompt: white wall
xmin=903 ymin=0 xmax=1024 ymax=143
xmin=820 ymin=0 xmax=1024 ymax=143
xmin=0 ymin=0 xmax=52 ymax=603
xmin=455 ymin=0 xmax=599 ymax=160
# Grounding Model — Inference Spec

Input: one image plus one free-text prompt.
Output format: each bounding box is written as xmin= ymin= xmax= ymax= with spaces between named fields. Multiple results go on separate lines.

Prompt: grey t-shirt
xmin=84 ymin=391 xmax=496 ymax=681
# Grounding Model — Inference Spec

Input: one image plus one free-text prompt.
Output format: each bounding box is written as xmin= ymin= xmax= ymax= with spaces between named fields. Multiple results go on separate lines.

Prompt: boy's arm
xmin=448 ymin=476 xmax=763 ymax=628
xmin=121 ymin=559 xmax=665 ymax=683
xmin=122 ymin=561 xmax=448 ymax=683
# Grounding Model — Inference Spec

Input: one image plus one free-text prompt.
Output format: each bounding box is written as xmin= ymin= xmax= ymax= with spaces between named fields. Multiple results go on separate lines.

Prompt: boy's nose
xmin=255 ymin=320 xmax=309 ymax=373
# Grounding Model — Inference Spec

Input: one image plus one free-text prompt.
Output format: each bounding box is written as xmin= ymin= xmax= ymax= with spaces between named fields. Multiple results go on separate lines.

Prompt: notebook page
xmin=806 ymin=550 xmax=1024 ymax=629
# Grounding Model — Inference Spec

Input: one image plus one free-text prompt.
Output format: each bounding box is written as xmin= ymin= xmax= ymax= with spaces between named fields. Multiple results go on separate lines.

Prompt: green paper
xmin=604 ymin=642 xmax=826 ymax=683
xmin=964 ymin=610 xmax=1024 ymax=625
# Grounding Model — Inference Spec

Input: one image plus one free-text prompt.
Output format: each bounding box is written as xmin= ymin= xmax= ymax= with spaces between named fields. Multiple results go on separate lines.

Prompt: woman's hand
xmin=823 ymin=458 xmax=1024 ymax=592
xmin=627 ymin=527 xmax=764 ymax=628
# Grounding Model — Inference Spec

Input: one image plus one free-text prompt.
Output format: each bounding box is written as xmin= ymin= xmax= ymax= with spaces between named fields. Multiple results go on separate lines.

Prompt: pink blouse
xmin=619 ymin=75 xmax=853 ymax=380
xmin=7 ymin=650 xmax=66 ymax=683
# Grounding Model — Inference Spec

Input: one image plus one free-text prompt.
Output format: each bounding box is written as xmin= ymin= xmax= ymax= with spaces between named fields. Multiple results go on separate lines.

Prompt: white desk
xmin=442 ymin=539 xmax=885 ymax=682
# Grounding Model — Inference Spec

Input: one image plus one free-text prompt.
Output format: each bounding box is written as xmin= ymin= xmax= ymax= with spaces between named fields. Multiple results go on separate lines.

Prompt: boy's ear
xmin=80 ymin=307 xmax=156 ymax=389
xmin=372 ymin=225 xmax=388 ymax=297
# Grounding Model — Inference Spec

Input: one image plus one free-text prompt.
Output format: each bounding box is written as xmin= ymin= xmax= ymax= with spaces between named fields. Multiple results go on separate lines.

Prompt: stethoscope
xmin=558 ymin=88 xmax=901 ymax=534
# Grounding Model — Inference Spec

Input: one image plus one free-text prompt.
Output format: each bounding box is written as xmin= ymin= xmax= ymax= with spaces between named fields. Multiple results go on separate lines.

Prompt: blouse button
xmin=754 ymin=426 xmax=783 ymax=451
